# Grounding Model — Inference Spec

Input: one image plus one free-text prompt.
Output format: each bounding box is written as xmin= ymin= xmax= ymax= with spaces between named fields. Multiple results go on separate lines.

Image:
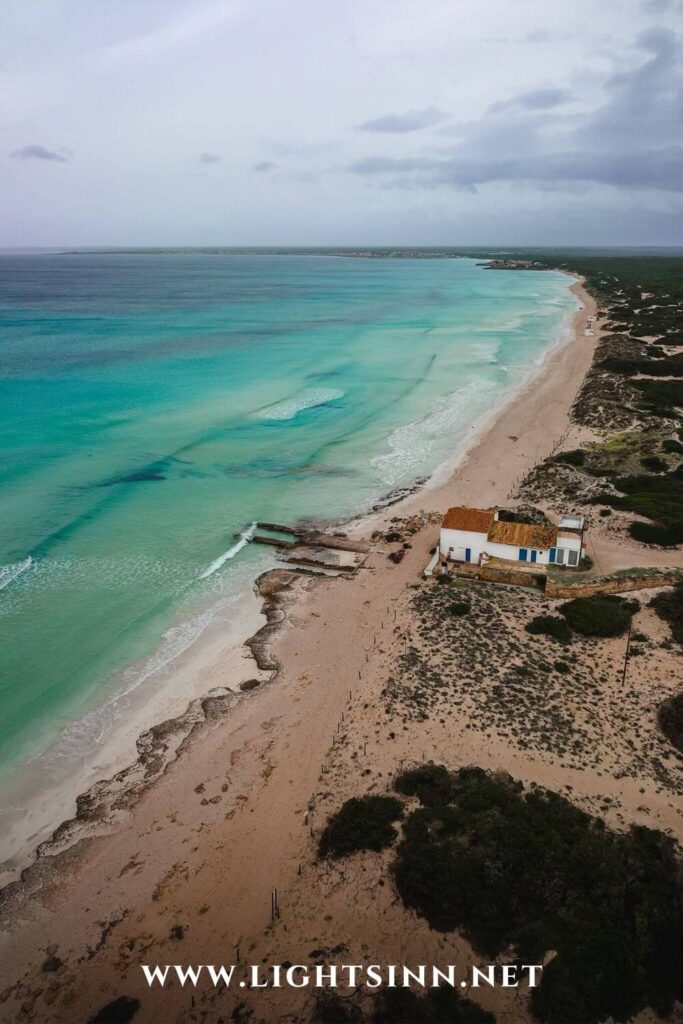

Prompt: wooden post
xmin=621 ymin=618 xmax=632 ymax=688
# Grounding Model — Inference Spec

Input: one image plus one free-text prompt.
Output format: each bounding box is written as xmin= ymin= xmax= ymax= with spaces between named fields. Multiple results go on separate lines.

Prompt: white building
xmin=439 ymin=507 xmax=584 ymax=568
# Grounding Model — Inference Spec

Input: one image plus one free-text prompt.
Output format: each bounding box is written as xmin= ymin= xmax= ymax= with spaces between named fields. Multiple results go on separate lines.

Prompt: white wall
xmin=441 ymin=528 xmax=583 ymax=567
xmin=440 ymin=528 xmax=487 ymax=563
xmin=483 ymin=541 xmax=551 ymax=565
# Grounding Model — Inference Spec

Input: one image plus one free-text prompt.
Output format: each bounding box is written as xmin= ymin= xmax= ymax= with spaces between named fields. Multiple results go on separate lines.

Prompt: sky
xmin=1 ymin=0 xmax=682 ymax=247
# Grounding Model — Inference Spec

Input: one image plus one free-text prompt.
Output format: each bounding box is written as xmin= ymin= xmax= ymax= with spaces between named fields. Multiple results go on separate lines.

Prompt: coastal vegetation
xmin=650 ymin=582 xmax=683 ymax=643
xmin=558 ymin=594 xmax=638 ymax=637
xmin=507 ymin=251 xmax=683 ymax=548
xmin=315 ymin=986 xmax=495 ymax=1023
xmin=319 ymin=766 xmax=683 ymax=1024
xmin=525 ymin=614 xmax=572 ymax=643
xmin=448 ymin=600 xmax=470 ymax=617
xmin=318 ymin=796 xmax=403 ymax=859
xmin=393 ymin=763 xmax=455 ymax=806
xmin=388 ymin=575 xmax=679 ymax=785
xmin=525 ymin=596 xmax=637 ymax=641
xmin=657 ymin=691 xmax=683 ymax=753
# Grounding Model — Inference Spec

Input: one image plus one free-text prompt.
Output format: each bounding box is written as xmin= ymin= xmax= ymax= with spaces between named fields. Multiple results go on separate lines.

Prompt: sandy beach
xmin=2 ymin=276 xmax=682 ymax=1024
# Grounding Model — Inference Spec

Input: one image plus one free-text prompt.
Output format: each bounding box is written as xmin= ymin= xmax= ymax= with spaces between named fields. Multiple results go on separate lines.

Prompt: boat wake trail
xmin=199 ymin=523 xmax=257 ymax=579
xmin=0 ymin=556 xmax=32 ymax=592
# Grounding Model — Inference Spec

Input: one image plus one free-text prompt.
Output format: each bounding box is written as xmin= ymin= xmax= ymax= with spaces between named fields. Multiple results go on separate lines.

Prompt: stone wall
xmin=546 ymin=569 xmax=683 ymax=600
xmin=457 ymin=562 xmax=544 ymax=590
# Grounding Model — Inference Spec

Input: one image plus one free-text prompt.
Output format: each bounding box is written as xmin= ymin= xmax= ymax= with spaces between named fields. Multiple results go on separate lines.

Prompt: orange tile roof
xmin=442 ymin=506 xmax=495 ymax=533
xmin=487 ymin=519 xmax=558 ymax=549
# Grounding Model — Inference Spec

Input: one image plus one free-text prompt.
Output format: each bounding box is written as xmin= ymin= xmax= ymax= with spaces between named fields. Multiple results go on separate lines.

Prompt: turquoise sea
xmin=0 ymin=253 xmax=577 ymax=867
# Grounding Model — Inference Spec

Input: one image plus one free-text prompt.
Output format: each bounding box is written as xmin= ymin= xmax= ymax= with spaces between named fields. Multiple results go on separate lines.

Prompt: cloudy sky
xmin=1 ymin=0 xmax=682 ymax=246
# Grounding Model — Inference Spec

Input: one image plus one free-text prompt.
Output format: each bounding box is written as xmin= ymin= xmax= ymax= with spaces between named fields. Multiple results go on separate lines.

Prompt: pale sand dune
xmin=1 ymin=278 xmax=682 ymax=1024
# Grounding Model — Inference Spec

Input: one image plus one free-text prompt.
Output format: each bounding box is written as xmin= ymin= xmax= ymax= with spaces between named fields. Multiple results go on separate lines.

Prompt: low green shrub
xmin=650 ymin=582 xmax=683 ymax=643
xmin=552 ymin=449 xmax=585 ymax=466
xmin=525 ymin=615 xmax=572 ymax=643
xmin=632 ymin=378 xmax=683 ymax=417
xmin=657 ymin=691 xmax=683 ymax=752
xmin=587 ymin=468 xmax=683 ymax=545
xmin=629 ymin=521 xmax=683 ymax=546
xmin=371 ymin=988 xmax=495 ymax=1023
xmin=392 ymin=766 xmax=683 ymax=1024
xmin=318 ymin=796 xmax=404 ymax=859
xmin=662 ymin=439 xmax=683 ymax=454
xmin=554 ymin=660 xmax=570 ymax=674
xmin=641 ymin=455 xmax=668 ymax=472
xmin=314 ymin=988 xmax=495 ymax=1024
xmin=449 ymin=601 xmax=470 ymax=616
xmin=395 ymin=764 xmax=455 ymax=807
xmin=559 ymin=594 xmax=638 ymax=637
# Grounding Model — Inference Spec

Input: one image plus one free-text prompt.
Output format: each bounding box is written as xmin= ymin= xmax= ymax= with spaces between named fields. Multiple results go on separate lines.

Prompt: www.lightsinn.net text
xmin=141 ymin=962 xmax=542 ymax=990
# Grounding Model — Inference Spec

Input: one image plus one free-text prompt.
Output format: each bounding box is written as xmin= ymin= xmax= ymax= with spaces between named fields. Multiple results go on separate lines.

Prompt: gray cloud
xmin=641 ymin=0 xmax=682 ymax=12
xmin=350 ymin=147 xmax=683 ymax=192
xmin=10 ymin=144 xmax=67 ymax=162
xmin=350 ymin=29 xmax=683 ymax=194
xmin=490 ymin=87 xmax=574 ymax=112
xmin=356 ymin=107 xmax=448 ymax=133
xmin=252 ymin=160 xmax=277 ymax=172
xmin=199 ymin=152 xmax=220 ymax=163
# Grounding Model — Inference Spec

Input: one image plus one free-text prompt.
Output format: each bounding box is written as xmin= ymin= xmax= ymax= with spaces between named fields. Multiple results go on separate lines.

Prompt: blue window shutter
xmin=519 ymin=548 xmax=528 ymax=562
xmin=549 ymin=547 xmax=556 ymax=563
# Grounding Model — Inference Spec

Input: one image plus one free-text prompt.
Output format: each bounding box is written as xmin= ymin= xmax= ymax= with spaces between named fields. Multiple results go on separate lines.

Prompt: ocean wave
xmin=199 ymin=522 xmax=257 ymax=579
xmin=371 ymin=378 xmax=497 ymax=487
xmin=254 ymin=387 xmax=344 ymax=421
xmin=24 ymin=597 xmax=235 ymax=766
xmin=0 ymin=557 xmax=32 ymax=592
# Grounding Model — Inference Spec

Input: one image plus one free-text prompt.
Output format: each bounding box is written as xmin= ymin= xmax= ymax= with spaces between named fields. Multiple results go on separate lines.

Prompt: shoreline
xmin=0 ymin=272 xmax=589 ymax=892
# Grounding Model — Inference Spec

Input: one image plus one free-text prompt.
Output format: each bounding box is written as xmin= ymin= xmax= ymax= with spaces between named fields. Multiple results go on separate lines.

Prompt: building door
xmin=549 ymin=547 xmax=556 ymax=563
xmin=465 ymin=547 xmax=471 ymax=563
xmin=530 ymin=550 xmax=537 ymax=563
xmin=519 ymin=548 xmax=528 ymax=562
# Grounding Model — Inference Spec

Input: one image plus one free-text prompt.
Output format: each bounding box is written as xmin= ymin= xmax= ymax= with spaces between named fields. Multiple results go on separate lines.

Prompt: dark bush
xmin=371 ymin=987 xmax=495 ymax=1023
xmin=554 ymin=660 xmax=570 ymax=674
xmin=318 ymin=796 xmax=404 ymax=859
xmin=662 ymin=439 xmax=683 ymax=454
xmin=641 ymin=455 xmax=668 ymax=473
xmin=559 ymin=595 xmax=638 ymax=637
xmin=315 ymin=993 xmax=364 ymax=1023
xmin=601 ymin=354 xmax=683 ymax=377
xmin=395 ymin=763 xmax=455 ymax=807
xmin=525 ymin=615 xmax=572 ymax=643
xmin=552 ymin=449 xmax=585 ymax=466
xmin=650 ymin=582 xmax=683 ymax=643
xmin=657 ymin=691 xmax=683 ymax=752
xmin=315 ymin=988 xmax=495 ymax=1024
xmin=632 ymin=378 xmax=683 ymax=417
xmin=608 ymin=470 xmax=683 ymax=541
xmin=89 ymin=999 xmax=141 ymax=1024
xmin=599 ymin=508 xmax=612 ymax=517
xmin=449 ymin=601 xmax=470 ymax=617
xmin=629 ymin=521 xmax=683 ymax=546
xmin=392 ymin=766 xmax=683 ymax=1024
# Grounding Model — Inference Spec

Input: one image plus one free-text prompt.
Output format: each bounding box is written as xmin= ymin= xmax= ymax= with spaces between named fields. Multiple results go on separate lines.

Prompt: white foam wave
xmin=199 ymin=522 xmax=257 ymax=579
xmin=372 ymin=378 xmax=497 ymax=487
xmin=255 ymin=387 xmax=344 ymax=421
xmin=0 ymin=556 xmax=32 ymax=592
